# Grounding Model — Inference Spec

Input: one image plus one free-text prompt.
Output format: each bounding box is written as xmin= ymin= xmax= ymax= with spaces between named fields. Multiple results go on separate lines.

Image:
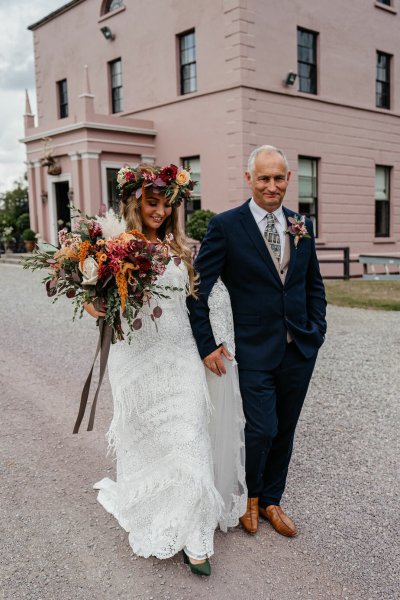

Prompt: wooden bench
xmin=358 ymin=254 xmax=400 ymax=280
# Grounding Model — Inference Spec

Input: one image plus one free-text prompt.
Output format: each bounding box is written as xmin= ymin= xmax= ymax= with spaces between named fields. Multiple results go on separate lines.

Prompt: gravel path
xmin=0 ymin=263 xmax=399 ymax=600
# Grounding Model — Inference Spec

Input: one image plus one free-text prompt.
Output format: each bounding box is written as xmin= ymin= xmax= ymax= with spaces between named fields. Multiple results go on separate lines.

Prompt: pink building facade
xmin=23 ymin=0 xmax=400 ymax=273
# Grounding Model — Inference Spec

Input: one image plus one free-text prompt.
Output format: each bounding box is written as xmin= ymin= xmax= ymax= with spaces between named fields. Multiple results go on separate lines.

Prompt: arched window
xmin=104 ymin=0 xmax=124 ymax=13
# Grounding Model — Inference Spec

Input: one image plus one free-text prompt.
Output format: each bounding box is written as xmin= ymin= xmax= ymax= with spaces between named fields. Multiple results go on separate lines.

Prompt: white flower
xmin=79 ymin=256 xmax=99 ymax=286
xmin=117 ymin=166 xmax=131 ymax=185
xmin=95 ymin=208 xmax=127 ymax=239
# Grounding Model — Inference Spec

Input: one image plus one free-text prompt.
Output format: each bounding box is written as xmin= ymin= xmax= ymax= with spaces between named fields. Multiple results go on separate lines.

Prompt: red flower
xmin=159 ymin=164 xmax=178 ymax=184
xmin=124 ymin=171 xmax=136 ymax=183
xmin=137 ymin=256 xmax=151 ymax=273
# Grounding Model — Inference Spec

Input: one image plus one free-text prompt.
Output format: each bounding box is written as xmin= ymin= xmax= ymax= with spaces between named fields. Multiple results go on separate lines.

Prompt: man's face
xmin=245 ymin=151 xmax=291 ymax=213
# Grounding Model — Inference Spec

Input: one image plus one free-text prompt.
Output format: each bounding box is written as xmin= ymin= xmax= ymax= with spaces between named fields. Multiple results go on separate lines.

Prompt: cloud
xmin=0 ymin=0 xmax=66 ymax=192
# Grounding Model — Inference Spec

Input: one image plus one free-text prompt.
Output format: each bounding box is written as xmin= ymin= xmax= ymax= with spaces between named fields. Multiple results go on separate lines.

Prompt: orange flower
xmin=127 ymin=229 xmax=148 ymax=241
xmin=79 ymin=240 xmax=92 ymax=268
xmin=96 ymin=251 xmax=107 ymax=265
xmin=115 ymin=269 xmax=128 ymax=312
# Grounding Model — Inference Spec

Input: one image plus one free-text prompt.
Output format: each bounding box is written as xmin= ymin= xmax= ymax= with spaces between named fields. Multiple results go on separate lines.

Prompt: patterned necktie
xmin=264 ymin=213 xmax=281 ymax=261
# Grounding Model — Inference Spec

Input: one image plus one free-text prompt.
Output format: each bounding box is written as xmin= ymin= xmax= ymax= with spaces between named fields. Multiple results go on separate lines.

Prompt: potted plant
xmin=22 ymin=228 xmax=37 ymax=252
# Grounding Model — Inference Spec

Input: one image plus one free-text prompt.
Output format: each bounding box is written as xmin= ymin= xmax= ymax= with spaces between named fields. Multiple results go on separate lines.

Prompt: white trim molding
xmin=21 ymin=121 xmax=157 ymax=143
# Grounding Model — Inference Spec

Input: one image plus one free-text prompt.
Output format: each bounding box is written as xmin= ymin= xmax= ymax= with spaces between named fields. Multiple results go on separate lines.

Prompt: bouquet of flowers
xmin=23 ymin=209 xmax=174 ymax=342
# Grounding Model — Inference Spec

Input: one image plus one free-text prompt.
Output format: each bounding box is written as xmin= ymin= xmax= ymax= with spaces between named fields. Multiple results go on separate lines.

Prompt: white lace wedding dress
xmin=94 ymin=259 xmax=246 ymax=559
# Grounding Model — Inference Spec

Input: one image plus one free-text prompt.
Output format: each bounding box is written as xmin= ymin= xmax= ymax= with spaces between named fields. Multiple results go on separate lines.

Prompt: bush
xmin=186 ymin=209 xmax=216 ymax=242
xmin=16 ymin=213 xmax=30 ymax=233
xmin=22 ymin=228 xmax=37 ymax=241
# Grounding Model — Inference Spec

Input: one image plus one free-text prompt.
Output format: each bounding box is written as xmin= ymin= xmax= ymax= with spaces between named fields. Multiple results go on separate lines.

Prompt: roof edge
xmin=28 ymin=0 xmax=86 ymax=31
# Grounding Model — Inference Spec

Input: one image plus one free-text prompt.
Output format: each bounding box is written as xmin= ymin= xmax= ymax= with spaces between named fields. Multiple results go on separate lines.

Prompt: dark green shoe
xmin=182 ymin=551 xmax=211 ymax=576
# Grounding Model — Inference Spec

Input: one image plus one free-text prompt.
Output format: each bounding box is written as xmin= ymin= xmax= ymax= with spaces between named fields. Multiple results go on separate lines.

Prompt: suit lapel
xmin=283 ymin=206 xmax=297 ymax=284
xmin=239 ymin=201 xmax=282 ymax=286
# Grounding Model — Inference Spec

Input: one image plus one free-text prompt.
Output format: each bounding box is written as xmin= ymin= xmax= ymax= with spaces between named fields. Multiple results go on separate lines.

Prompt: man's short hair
xmin=247 ymin=145 xmax=290 ymax=175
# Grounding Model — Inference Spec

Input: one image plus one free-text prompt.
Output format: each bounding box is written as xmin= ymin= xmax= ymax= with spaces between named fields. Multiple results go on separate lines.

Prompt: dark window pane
xmin=298 ymin=157 xmax=318 ymax=236
xmin=57 ymin=79 xmax=68 ymax=119
xmin=376 ymin=52 xmax=391 ymax=109
xmin=106 ymin=0 xmax=123 ymax=12
xmin=179 ymin=31 xmax=197 ymax=95
xmin=375 ymin=201 xmax=390 ymax=236
xmin=297 ymin=28 xmax=317 ymax=94
xmin=110 ymin=59 xmax=123 ymax=113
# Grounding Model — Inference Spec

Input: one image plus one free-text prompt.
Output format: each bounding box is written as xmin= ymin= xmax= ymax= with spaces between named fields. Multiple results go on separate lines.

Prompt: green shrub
xmin=186 ymin=209 xmax=216 ymax=242
xmin=16 ymin=213 xmax=30 ymax=233
xmin=22 ymin=228 xmax=37 ymax=241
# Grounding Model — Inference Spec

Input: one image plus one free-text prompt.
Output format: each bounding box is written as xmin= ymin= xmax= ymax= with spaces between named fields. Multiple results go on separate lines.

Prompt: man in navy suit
xmin=188 ymin=145 xmax=326 ymax=536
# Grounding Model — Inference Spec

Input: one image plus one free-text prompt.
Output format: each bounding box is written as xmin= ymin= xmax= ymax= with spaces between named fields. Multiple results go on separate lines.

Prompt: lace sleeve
xmin=208 ymin=278 xmax=235 ymax=356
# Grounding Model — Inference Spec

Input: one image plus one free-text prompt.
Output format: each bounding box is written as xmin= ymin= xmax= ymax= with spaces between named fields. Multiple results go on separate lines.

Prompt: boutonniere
xmin=286 ymin=215 xmax=311 ymax=248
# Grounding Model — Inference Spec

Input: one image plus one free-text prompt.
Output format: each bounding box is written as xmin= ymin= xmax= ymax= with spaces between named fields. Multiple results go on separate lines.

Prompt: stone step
xmin=0 ymin=253 xmax=31 ymax=266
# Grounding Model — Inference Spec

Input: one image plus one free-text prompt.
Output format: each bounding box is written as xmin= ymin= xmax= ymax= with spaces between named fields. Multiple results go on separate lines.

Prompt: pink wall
xmin=24 ymin=0 xmax=400 ymax=269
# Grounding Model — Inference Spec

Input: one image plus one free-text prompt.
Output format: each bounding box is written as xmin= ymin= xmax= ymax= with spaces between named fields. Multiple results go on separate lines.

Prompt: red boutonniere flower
xmin=286 ymin=215 xmax=311 ymax=248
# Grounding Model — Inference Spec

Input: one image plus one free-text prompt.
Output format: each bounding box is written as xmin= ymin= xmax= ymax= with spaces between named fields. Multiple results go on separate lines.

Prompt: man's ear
xmin=244 ymin=171 xmax=252 ymax=186
xmin=286 ymin=170 xmax=292 ymax=183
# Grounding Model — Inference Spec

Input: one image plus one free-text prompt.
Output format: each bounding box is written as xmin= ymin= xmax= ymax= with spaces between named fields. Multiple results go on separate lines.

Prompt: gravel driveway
xmin=0 ymin=263 xmax=399 ymax=600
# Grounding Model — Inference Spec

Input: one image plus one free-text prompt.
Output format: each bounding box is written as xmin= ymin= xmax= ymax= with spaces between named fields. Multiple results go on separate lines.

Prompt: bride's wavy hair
xmin=120 ymin=167 xmax=198 ymax=297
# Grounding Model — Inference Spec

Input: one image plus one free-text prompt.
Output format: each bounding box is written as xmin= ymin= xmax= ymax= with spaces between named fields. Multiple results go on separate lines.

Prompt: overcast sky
xmin=0 ymin=0 xmax=67 ymax=194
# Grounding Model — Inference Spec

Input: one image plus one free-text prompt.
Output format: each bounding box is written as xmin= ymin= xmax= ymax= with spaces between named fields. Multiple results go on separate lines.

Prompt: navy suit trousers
xmin=239 ymin=341 xmax=317 ymax=504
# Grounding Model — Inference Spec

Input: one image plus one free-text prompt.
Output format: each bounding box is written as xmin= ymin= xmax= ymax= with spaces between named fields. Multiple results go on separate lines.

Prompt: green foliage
xmin=22 ymin=228 xmax=37 ymax=241
xmin=16 ymin=212 xmax=30 ymax=233
xmin=0 ymin=177 xmax=29 ymax=231
xmin=186 ymin=209 xmax=216 ymax=242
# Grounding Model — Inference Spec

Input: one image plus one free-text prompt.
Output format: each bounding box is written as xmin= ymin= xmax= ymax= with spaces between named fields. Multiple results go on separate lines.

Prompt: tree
xmin=0 ymin=177 xmax=29 ymax=228
xmin=0 ymin=177 xmax=30 ymax=252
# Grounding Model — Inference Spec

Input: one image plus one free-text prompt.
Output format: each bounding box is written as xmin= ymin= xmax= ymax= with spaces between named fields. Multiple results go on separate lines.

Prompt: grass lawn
xmin=324 ymin=280 xmax=400 ymax=311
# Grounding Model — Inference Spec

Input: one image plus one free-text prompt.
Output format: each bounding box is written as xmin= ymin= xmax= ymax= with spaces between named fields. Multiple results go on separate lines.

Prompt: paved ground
xmin=0 ymin=263 xmax=399 ymax=600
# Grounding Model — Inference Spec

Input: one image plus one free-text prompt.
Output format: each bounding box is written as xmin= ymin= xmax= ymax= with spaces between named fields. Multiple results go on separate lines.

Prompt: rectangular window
xmin=376 ymin=0 xmax=391 ymax=5
xmin=376 ymin=51 xmax=391 ymax=109
xmin=298 ymin=157 xmax=318 ymax=236
xmin=375 ymin=166 xmax=390 ymax=237
xmin=182 ymin=156 xmax=201 ymax=221
xmin=179 ymin=30 xmax=197 ymax=95
xmin=110 ymin=59 xmax=123 ymax=113
xmin=297 ymin=28 xmax=318 ymax=94
xmin=57 ymin=79 xmax=68 ymax=119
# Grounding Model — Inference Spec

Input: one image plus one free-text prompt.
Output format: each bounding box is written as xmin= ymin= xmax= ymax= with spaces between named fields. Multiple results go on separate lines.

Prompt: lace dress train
xmin=94 ymin=260 xmax=223 ymax=560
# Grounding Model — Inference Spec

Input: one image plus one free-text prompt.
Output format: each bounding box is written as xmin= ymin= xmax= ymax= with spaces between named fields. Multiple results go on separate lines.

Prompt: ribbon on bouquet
xmin=73 ymin=317 xmax=113 ymax=434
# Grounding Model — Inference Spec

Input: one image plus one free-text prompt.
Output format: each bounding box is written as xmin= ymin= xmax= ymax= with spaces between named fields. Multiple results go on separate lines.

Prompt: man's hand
xmin=203 ymin=345 xmax=233 ymax=377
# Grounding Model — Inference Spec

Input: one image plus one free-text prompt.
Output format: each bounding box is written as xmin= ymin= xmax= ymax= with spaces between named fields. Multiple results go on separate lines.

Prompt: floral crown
xmin=117 ymin=163 xmax=195 ymax=206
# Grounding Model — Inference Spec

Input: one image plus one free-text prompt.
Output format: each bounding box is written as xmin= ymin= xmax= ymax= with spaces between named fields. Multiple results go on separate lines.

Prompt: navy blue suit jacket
xmin=188 ymin=200 xmax=327 ymax=371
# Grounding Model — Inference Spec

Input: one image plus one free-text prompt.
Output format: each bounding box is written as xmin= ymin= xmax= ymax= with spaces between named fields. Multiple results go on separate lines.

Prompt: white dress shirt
xmin=249 ymin=198 xmax=287 ymax=262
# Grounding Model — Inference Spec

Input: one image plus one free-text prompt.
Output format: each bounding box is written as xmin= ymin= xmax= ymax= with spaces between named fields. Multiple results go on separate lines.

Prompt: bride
xmin=84 ymin=163 xmax=246 ymax=576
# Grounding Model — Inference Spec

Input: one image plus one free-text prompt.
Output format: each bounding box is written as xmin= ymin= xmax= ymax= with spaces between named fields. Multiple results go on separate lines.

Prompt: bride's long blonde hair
xmin=120 ymin=184 xmax=198 ymax=297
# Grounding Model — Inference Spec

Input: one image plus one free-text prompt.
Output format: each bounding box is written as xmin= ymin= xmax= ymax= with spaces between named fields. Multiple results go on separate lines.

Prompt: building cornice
xmin=123 ymin=83 xmax=400 ymax=120
xmin=21 ymin=121 xmax=157 ymax=144
xmin=28 ymin=0 xmax=86 ymax=31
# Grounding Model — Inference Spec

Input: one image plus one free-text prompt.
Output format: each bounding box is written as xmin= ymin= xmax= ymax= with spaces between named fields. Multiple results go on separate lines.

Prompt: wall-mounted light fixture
xmin=41 ymin=191 xmax=48 ymax=204
xmin=285 ymin=71 xmax=297 ymax=86
xmin=67 ymin=188 xmax=74 ymax=204
xmin=101 ymin=26 xmax=115 ymax=41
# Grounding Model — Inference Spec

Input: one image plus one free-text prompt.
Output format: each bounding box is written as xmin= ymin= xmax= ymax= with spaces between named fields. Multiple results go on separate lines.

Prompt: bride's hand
xmin=203 ymin=345 xmax=233 ymax=377
xmin=84 ymin=302 xmax=106 ymax=319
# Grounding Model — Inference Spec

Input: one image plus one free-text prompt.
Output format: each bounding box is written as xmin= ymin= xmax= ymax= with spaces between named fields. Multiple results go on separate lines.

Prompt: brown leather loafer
xmin=259 ymin=505 xmax=297 ymax=537
xmin=239 ymin=497 xmax=259 ymax=534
